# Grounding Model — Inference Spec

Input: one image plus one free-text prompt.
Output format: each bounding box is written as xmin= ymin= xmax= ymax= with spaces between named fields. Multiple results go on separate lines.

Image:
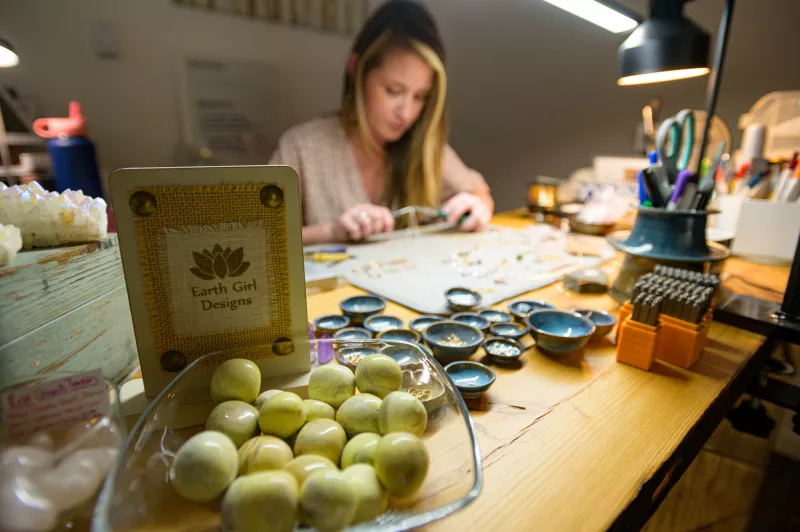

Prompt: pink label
xmin=1 ymin=370 xmax=110 ymax=440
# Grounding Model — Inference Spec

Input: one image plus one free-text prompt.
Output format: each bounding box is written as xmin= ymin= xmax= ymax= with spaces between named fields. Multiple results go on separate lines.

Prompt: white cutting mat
xmin=336 ymin=225 xmax=615 ymax=315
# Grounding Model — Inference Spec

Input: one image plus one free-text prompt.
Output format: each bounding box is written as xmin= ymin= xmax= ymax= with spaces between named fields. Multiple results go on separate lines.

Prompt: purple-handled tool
xmin=666 ymin=170 xmax=694 ymax=210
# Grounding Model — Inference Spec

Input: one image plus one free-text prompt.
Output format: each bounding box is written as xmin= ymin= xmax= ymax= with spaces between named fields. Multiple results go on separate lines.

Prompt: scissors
xmin=656 ymin=109 xmax=696 ymax=180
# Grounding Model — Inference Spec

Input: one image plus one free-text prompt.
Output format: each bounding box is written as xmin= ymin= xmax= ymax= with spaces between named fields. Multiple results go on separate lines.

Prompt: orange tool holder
xmin=654 ymin=311 xmax=712 ymax=369
xmin=616 ymin=318 xmax=659 ymax=371
xmin=617 ymin=310 xmax=713 ymax=371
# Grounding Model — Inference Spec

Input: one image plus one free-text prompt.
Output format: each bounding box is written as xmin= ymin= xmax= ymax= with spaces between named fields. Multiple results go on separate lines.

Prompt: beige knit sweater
xmin=269 ymin=116 xmax=488 ymax=226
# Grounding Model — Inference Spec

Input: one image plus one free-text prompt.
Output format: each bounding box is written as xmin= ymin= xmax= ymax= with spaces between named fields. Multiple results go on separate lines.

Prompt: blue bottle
xmin=33 ymin=101 xmax=103 ymax=199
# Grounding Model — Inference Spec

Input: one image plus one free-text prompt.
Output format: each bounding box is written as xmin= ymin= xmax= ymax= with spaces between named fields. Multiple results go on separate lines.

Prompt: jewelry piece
xmin=357 ymin=211 xmax=368 ymax=221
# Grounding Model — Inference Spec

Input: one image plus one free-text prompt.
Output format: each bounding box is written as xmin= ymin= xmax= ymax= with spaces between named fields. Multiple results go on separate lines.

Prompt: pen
xmin=747 ymin=171 xmax=765 ymax=189
xmin=642 ymin=168 xmax=667 ymax=207
xmin=647 ymin=165 xmax=672 ymax=202
xmin=677 ymin=182 xmax=697 ymax=210
xmin=667 ymin=170 xmax=694 ymax=210
xmin=747 ymin=179 xmax=770 ymax=199
xmin=772 ymin=151 xmax=798 ymax=201
xmin=783 ymin=170 xmax=800 ymax=202
xmin=637 ymin=170 xmax=649 ymax=205
xmin=698 ymin=141 xmax=726 ymax=194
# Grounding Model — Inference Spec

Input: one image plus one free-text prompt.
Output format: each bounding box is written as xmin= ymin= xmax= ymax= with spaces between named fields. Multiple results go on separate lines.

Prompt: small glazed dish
xmin=478 ymin=309 xmax=513 ymax=323
xmin=488 ymin=321 xmax=528 ymax=342
xmin=364 ymin=314 xmax=404 ymax=334
xmin=445 ymin=361 xmax=497 ymax=399
xmin=339 ymin=294 xmax=387 ymax=325
xmin=526 ymin=310 xmax=595 ymax=355
xmin=382 ymin=344 xmax=423 ymax=367
xmin=570 ymin=309 xmax=618 ymax=340
xmin=568 ymin=215 xmax=616 ymax=236
xmin=450 ymin=312 xmax=491 ymax=332
xmin=409 ymin=314 xmax=444 ymax=332
xmin=377 ymin=328 xmax=421 ymax=344
xmin=401 ymin=365 xmax=446 ymax=413
xmin=445 ymin=287 xmax=482 ymax=313
xmin=332 ymin=327 xmax=373 ymax=341
xmin=312 ymin=314 xmax=350 ymax=337
xmin=422 ymin=321 xmax=485 ymax=364
xmin=508 ymin=300 xmax=555 ymax=323
xmin=483 ymin=337 xmax=524 ymax=364
xmin=335 ymin=345 xmax=380 ymax=370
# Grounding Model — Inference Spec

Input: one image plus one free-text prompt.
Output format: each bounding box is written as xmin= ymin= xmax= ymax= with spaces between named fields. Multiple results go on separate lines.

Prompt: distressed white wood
xmin=0 ymin=236 xmax=124 ymax=345
xmin=0 ymin=285 xmax=138 ymax=388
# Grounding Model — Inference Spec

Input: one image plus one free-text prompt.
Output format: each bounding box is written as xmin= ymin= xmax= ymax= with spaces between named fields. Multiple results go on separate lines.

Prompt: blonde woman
xmin=270 ymin=0 xmax=493 ymax=244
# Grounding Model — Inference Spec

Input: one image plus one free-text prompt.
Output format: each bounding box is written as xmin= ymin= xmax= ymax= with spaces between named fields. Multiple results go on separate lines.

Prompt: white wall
xmin=1 ymin=0 xmax=798 ymax=210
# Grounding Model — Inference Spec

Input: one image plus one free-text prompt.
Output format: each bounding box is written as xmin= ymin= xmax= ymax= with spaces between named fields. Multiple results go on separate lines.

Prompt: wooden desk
xmin=304 ymin=212 xmax=787 ymax=531
xmin=115 ymin=212 xmax=787 ymax=531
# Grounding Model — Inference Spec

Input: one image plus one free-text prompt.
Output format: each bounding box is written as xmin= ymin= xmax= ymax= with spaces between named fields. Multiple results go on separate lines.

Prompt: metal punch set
xmin=616 ymin=267 xmax=721 ymax=371
xmin=629 ymin=268 xmax=719 ymax=327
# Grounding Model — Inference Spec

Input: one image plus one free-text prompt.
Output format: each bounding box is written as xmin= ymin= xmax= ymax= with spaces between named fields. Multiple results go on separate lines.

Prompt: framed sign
xmin=110 ymin=165 xmax=310 ymax=398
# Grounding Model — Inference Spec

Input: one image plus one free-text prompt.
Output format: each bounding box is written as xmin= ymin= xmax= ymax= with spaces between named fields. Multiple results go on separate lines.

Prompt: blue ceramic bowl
xmin=335 ymin=345 xmax=380 ymax=370
xmin=381 ymin=344 xmax=423 ymax=367
xmin=364 ymin=314 xmax=404 ymax=334
xmin=526 ymin=310 xmax=595 ymax=355
xmin=313 ymin=314 xmax=350 ymax=337
xmin=422 ymin=321 xmax=485 ymax=364
xmin=377 ymin=328 xmax=421 ymax=344
xmin=445 ymin=361 xmax=496 ymax=399
xmin=571 ymin=309 xmax=617 ymax=340
xmin=339 ymin=295 xmax=386 ymax=326
xmin=451 ymin=312 xmax=491 ymax=332
xmin=483 ymin=337 xmax=524 ymax=364
xmin=507 ymin=300 xmax=556 ymax=323
xmin=445 ymin=287 xmax=482 ymax=313
xmin=488 ymin=321 xmax=528 ymax=341
xmin=408 ymin=315 xmax=444 ymax=332
xmin=479 ymin=310 xmax=513 ymax=323
xmin=332 ymin=327 xmax=373 ymax=341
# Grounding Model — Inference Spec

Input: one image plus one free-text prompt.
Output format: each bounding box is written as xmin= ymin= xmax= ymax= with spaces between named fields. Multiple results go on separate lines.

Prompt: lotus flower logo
xmin=190 ymin=244 xmax=250 ymax=280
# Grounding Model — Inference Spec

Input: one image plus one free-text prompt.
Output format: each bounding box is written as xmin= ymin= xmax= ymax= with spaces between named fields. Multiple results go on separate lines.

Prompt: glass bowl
xmin=1 ymin=371 xmax=125 ymax=532
xmin=93 ymin=339 xmax=482 ymax=532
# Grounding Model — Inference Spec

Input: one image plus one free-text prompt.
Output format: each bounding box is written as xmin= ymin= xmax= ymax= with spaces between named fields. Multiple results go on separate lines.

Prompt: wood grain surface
xmin=0 ymin=236 xmax=138 ymax=387
xmin=301 ymin=212 xmax=786 ymax=531
xmin=0 ymin=236 xmax=124 ymax=345
xmin=305 ymin=275 xmax=767 ymax=531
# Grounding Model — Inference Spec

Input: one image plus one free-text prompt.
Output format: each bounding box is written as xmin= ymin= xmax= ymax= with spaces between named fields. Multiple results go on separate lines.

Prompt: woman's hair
xmin=340 ymin=0 xmax=447 ymax=208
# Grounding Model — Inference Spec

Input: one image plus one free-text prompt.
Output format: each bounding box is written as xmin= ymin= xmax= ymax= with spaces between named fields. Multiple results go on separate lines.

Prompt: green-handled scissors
xmin=656 ymin=108 xmax=695 ymax=180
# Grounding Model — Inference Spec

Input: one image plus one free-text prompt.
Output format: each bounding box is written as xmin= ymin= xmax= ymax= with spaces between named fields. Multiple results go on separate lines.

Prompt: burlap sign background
xmin=111 ymin=167 xmax=309 ymax=398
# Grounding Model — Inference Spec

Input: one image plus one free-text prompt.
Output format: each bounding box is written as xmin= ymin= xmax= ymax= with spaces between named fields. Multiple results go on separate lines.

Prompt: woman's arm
xmin=302 ymin=204 xmax=395 ymax=245
xmin=441 ymin=145 xmax=494 ymax=231
xmin=302 ymin=223 xmax=335 ymax=245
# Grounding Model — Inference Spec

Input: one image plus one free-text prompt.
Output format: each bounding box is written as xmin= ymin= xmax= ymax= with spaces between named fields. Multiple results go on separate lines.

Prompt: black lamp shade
xmin=618 ymin=17 xmax=710 ymax=85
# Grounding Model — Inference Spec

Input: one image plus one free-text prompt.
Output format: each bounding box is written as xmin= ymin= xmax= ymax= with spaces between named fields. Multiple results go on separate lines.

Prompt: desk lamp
xmin=546 ymin=0 xmax=800 ymax=439
xmin=0 ymin=37 xmax=19 ymax=67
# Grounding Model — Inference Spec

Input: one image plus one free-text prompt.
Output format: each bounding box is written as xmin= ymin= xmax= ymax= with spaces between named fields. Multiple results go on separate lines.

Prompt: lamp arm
xmin=697 ymin=0 xmax=735 ymax=174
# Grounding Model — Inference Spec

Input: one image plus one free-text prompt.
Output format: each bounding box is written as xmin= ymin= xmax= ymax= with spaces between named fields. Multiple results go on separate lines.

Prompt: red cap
xmin=33 ymin=101 xmax=86 ymax=139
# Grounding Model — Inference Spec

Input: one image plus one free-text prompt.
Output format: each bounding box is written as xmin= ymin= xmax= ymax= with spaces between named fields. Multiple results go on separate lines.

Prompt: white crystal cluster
xmin=0 ymin=181 xmax=107 ymax=249
xmin=0 ymin=223 xmax=22 ymax=266
xmin=0 ymin=418 xmax=122 ymax=532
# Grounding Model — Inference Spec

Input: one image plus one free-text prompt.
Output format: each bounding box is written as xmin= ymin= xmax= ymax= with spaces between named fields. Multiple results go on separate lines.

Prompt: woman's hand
xmin=330 ymin=203 xmax=395 ymax=242
xmin=443 ymin=192 xmax=493 ymax=232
